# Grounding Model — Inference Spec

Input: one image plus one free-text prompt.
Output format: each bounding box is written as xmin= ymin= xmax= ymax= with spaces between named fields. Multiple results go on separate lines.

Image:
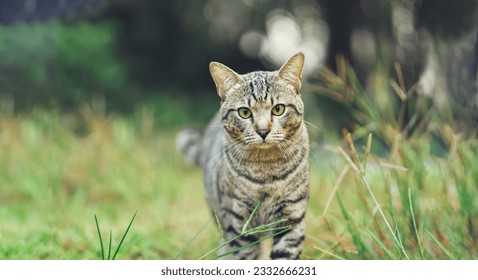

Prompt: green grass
xmin=308 ymin=58 xmax=478 ymax=260
xmin=0 ymin=107 xmax=215 ymax=259
xmin=94 ymin=210 xmax=138 ymax=260
xmin=0 ymin=104 xmax=477 ymax=259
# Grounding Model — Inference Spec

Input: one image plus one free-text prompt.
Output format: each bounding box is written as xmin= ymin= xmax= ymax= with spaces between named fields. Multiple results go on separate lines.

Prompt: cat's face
xmin=210 ymin=53 xmax=305 ymax=149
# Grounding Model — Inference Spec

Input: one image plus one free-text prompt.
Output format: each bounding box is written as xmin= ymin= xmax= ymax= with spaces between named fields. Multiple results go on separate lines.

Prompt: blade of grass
xmin=242 ymin=193 xmax=267 ymax=234
xmin=348 ymin=214 xmax=397 ymax=259
xmin=244 ymin=225 xmax=291 ymax=235
xmin=313 ymin=246 xmax=346 ymax=260
xmin=337 ymin=146 xmax=360 ymax=173
xmin=111 ymin=210 xmax=138 ymax=260
xmin=360 ymin=168 xmax=409 ymax=259
xmin=175 ymin=218 xmax=211 ymax=260
xmin=362 ymin=133 xmax=372 ymax=176
xmin=450 ymin=238 xmax=463 ymax=260
xmin=306 ymin=233 xmax=338 ymax=248
xmin=408 ymin=187 xmax=425 ymax=259
xmin=198 ymin=220 xmax=290 ymax=260
xmin=394 ymin=62 xmax=406 ymax=92
xmin=390 ymin=80 xmax=407 ymax=101
xmin=197 ymin=234 xmax=242 ymax=260
xmin=386 ymin=173 xmax=406 ymax=259
xmin=379 ymin=162 xmax=409 ymax=172
xmin=308 ymin=235 xmax=344 ymax=259
xmin=336 ymin=192 xmax=368 ymax=258
xmin=107 ymin=229 xmax=112 ymax=260
xmin=426 ymin=230 xmax=454 ymax=260
xmin=215 ymin=227 xmax=290 ymax=259
xmin=213 ymin=210 xmax=226 ymax=243
xmin=94 ymin=214 xmax=105 ymax=260
xmin=321 ymin=165 xmax=350 ymax=219
xmin=338 ymin=139 xmax=409 ymax=259
xmin=199 ymin=197 xmax=268 ymax=260
xmin=344 ymin=131 xmax=362 ymax=172
xmin=244 ymin=219 xmax=288 ymax=236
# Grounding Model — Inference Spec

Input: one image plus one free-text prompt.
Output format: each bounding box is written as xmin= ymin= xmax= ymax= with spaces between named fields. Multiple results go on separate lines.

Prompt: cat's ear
xmin=277 ymin=52 xmax=305 ymax=93
xmin=209 ymin=62 xmax=243 ymax=100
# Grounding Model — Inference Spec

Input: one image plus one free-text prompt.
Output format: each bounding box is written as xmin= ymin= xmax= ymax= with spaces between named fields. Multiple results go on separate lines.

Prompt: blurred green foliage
xmin=0 ymin=18 xmax=223 ymax=127
xmin=57 ymin=21 xmax=127 ymax=105
xmin=0 ymin=20 xmax=131 ymax=109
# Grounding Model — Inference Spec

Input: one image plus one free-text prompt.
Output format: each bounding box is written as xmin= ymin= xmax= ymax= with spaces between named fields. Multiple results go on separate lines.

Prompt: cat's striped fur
xmin=177 ymin=53 xmax=309 ymax=259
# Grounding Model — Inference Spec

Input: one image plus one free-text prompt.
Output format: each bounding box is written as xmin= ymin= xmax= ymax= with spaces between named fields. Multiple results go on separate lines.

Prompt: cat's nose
xmin=256 ymin=128 xmax=270 ymax=140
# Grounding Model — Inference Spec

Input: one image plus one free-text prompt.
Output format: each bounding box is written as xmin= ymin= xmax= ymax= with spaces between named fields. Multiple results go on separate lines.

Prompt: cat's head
xmin=209 ymin=53 xmax=305 ymax=149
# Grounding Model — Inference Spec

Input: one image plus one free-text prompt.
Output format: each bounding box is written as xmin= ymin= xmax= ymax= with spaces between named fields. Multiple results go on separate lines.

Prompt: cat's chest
xmin=221 ymin=162 xmax=306 ymax=207
xmin=222 ymin=145 xmax=307 ymax=184
xmin=221 ymin=159 xmax=299 ymax=194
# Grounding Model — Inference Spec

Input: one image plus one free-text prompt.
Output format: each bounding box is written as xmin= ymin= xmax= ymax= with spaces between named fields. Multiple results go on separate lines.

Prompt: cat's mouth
xmin=256 ymin=142 xmax=272 ymax=149
xmin=244 ymin=134 xmax=284 ymax=149
xmin=253 ymin=141 xmax=274 ymax=149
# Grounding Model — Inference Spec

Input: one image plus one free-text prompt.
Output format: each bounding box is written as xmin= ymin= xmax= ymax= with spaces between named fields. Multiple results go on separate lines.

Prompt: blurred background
xmin=1 ymin=0 xmax=478 ymax=260
xmin=1 ymin=0 xmax=477 ymax=135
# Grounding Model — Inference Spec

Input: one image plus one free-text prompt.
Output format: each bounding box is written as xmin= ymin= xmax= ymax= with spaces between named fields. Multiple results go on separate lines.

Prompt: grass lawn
xmin=0 ymin=107 xmax=477 ymax=259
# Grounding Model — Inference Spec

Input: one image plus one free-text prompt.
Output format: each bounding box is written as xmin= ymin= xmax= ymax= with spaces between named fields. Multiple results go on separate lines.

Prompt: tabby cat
xmin=177 ymin=53 xmax=310 ymax=260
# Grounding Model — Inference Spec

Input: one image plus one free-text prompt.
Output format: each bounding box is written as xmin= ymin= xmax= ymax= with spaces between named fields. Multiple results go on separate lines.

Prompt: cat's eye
xmin=271 ymin=104 xmax=285 ymax=116
xmin=238 ymin=107 xmax=252 ymax=119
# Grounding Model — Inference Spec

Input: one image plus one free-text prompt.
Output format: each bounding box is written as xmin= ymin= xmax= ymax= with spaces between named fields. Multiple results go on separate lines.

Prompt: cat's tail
xmin=176 ymin=127 xmax=203 ymax=167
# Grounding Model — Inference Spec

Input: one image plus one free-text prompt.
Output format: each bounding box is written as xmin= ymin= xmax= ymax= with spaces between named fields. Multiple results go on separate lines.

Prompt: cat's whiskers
xmin=212 ymin=141 xmax=248 ymax=173
xmin=211 ymin=146 xmax=233 ymax=173
xmin=208 ymin=133 xmax=242 ymax=164
xmin=242 ymin=132 xmax=297 ymax=159
xmin=277 ymin=142 xmax=294 ymax=162
xmin=236 ymin=142 xmax=252 ymax=169
xmin=304 ymin=120 xmax=321 ymax=133
xmin=207 ymin=124 xmax=224 ymax=129
xmin=277 ymin=137 xmax=298 ymax=161
xmin=301 ymin=121 xmax=324 ymax=171
xmin=210 ymin=135 xmax=245 ymax=172
xmin=203 ymin=125 xmax=248 ymax=170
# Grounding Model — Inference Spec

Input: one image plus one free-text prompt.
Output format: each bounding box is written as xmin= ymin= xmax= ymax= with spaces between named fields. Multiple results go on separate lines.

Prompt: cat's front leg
xmin=218 ymin=209 xmax=261 ymax=260
xmin=270 ymin=211 xmax=306 ymax=260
